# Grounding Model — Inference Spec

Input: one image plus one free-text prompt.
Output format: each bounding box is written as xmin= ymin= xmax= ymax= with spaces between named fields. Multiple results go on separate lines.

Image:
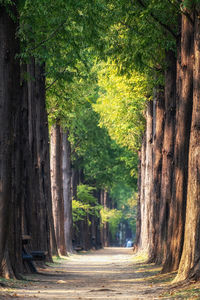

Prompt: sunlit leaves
xmin=94 ymin=61 xmax=147 ymax=151
xmin=72 ymin=184 xmax=102 ymax=224
xmin=100 ymin=208 xmax=122 ymax=238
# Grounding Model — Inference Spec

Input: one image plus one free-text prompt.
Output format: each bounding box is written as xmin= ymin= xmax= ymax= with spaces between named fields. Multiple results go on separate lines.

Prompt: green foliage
xmin=110 ymin=184 xmax=138 ymax=234
xmin=122 ymin=194 xmax=138 ymax=233
xmin=94 ymin=61 xmax=147 ymax=151
xmin=72 ymin=184 xmax=102 ymax=224
xmin=16 ymin=0 xmax=186 ymax=245
xmin=77 ymin=184 xmax=97 ymax=205
xmin=100 ymin=207 xmax=122 ymax=238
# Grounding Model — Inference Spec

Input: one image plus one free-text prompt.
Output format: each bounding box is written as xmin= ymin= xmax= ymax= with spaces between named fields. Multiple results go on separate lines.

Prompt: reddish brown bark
xmin=155 ymin=50 xmax=177 ymax=265
xmin=50 ymin=123 xmax=66 ymax=255
xmin=22 ymin=60 xmax=55 ymax=262
xmin=0 ymin=2 xmax=22 ymax=277
xmin=175 ymin=7 xmax=200 ymax=282
xmin=139 ymin=101 xmax=153 ymax=252
xmin=148 ymin=90 xmax=165 ymax=262
xmin=162 ymin=12 xmax=194 ymax=273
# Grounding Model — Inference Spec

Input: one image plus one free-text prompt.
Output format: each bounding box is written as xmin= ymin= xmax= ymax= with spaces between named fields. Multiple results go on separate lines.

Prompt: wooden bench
xmin=22 ymin=235 xmax=47 ymax=272
xmin=73 ymin=245 xmax=83 ymax=252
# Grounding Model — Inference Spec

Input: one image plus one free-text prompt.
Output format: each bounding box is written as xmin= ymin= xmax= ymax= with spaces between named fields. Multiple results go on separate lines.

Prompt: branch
xmin=120 ymin=21 xmax=142 ymax=36
xmin=167 ymin=0 xmax=180 ymax=10
xmin=45 ymin=67 xmax=68 ymax=91
xmin=28 ymin=20 xmax=67 ymax=52
xmin=135 ymin=0 xmax=178 ymax=39
xmin=71 ymin=140 xmax=81 ymax=156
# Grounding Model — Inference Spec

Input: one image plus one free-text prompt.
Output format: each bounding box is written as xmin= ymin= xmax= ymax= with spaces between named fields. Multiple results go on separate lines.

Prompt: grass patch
xmin=131 ymin=250 xmax=148 ymax=263
xmin=162 ymin=282 xmax=200 ymax=299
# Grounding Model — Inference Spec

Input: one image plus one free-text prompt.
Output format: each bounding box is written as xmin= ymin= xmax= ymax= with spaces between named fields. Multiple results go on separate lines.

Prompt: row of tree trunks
xmin=137 ymin=6 xmax=200 ymax=282
xmin=0 ymin=2 xmax=56 ymax=277
xmin=162 ymin=13 xmax=193 ymax=273
xmin=23 ymin=60 xmax=54 ymax=263
xmin=0 ymin=2 xmax=24 ymax=277
xmin=157 ymin=50 xmax=177 ymax=267
xmin=50 ymin=124 xmax=78 ymax=254
xmin=175 ymin=8 xmax=200 ymax=282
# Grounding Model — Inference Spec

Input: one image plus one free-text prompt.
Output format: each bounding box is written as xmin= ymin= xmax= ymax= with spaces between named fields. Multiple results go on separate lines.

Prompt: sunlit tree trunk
xmin=139 ymin=101 xmax=153 ymax=252
xmin=148 ymin=90 xmax=165 ymax=262
xmin=135 ymin=146 xmax=143 ymax=251
xmin=163 ymin=12 xmax=193 ymax=273
xmin=175 ymin=8 xmax=200 ymax=282
xmin=155 ymin=50 xmax=177 ymax=265
xmin=62 ymin=130 xmax=73 ymax=253
xmin=50 ymin=123 xmax=66 ymax=255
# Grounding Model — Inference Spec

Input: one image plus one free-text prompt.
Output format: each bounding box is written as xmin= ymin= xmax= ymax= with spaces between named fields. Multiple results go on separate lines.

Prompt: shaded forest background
xmin=0 ymin=0 xmax=200 ymax=284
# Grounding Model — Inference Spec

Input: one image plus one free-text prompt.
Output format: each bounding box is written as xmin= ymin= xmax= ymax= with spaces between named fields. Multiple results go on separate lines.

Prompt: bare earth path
xmin=1 ymin=248 xmax=171 ymax=299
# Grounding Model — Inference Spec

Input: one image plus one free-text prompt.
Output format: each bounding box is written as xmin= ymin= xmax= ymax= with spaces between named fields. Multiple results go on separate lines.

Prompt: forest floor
xmin=1 ymin=247 xmax=200 ymax=299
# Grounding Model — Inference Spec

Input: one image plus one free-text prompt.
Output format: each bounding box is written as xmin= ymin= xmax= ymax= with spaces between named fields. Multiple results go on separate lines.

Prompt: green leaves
xmin=100 ymin=208 xmax=122 ymax=238
xmin=94 ymin=61 xmax=147 ymax=151
xmin=77 ymin=184 xmax=97 ymax=205
xmin=72 ymin=184 xmax=102 ymax=224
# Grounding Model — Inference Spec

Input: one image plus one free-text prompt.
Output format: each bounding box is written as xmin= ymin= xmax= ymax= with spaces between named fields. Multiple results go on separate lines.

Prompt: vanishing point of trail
xmin=5 ymin=248 xmax=168 ymax=299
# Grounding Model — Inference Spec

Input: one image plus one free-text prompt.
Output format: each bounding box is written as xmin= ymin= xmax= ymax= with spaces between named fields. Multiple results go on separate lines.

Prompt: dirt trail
xmin=0 ymin=247 xmax=171 ymax=299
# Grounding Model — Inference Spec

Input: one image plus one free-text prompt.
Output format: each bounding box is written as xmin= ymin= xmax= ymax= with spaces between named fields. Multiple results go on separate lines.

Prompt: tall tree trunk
xmin=134 ymin=148 xmax=142 ymax=251
xmin=62 ymin=130 xmax=73 ymax=253
xmin=139 ymin=100 xmax=153 ymax=252
xmin=148 ymin=90 xmax=165 ymax=262
xmin=8 ymin=58 xmax=23 ymax=278
xmin=0 ymin=2 xmax=21 ymax=275
xmin=50 ymin=123 xmax=66 ymax=255
xmin=25 ymin=60 xmax=55 ymax=260
xmin=163 ymin=12 xmax=194 ymax=273
xmin=175 ymin=7 xmax=200 ymax=282
xmin=155 ymin=50 xmax=177 ymax=265
xmin=136 ymin=136 xmax=146 ymax=251
xmin=35 ymin=63 xmax=55 ymax=260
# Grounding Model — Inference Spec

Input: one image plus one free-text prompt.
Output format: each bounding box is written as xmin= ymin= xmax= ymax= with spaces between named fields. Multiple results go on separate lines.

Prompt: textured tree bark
xmin=0 ymin=2 xmax=21 ymax=276
xmin=24 ymin=60 xmax=55 ymax=261
xmin=148 ymin=90 xmax=165 ymax=262
xmin=50 ymin=123 xmax=66 ymax=255
xmin=155 ymin=50 xmax=177 ymax=266
xmin=8 ymin=55 xmax=23 ymax=278
xmin=137 ymin=136 xmax=146 ymax=251
xmin=175 ymin=8 xmax=200 ymax=282
xmin=139 ymin=101 xmax=153 ymax=252
xmin=163 ymin=12 xmax=193 ymax=273
xmin=62 ymin=130 xmax=73 ymax=253
xmin=100 ymin=190 xmax=109 ymax=247
xmin=134 ymin=143 xmax=143 ymax=252
xmin=35 ymin=63 xmax=55 ymax=260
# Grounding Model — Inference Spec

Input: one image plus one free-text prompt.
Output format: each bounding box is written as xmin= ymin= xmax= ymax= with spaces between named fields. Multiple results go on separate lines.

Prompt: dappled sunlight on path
xmin=0 ymin=248 xmax=170 ymax=299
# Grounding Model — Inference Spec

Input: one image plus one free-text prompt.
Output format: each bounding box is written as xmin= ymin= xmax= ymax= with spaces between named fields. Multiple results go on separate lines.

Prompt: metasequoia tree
xmin=50 ymin=123 xmax=66 ymax=255
xmin=139 ymin=100 xmax=153 ymax=252
xmin=162 ymin=7 xmax=194 ymax=273
xmin=62 ymin=130 xmax=73 ymax=253
xmin=157 ymin=50 xmax=177 ymax=266
xmin=175 ymin=3 xmax=200 ymax=282
xmin=148 ymin=89 xmax=165 ymax=262
xmin=0 ymin=1 xmax=22 ymax=277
